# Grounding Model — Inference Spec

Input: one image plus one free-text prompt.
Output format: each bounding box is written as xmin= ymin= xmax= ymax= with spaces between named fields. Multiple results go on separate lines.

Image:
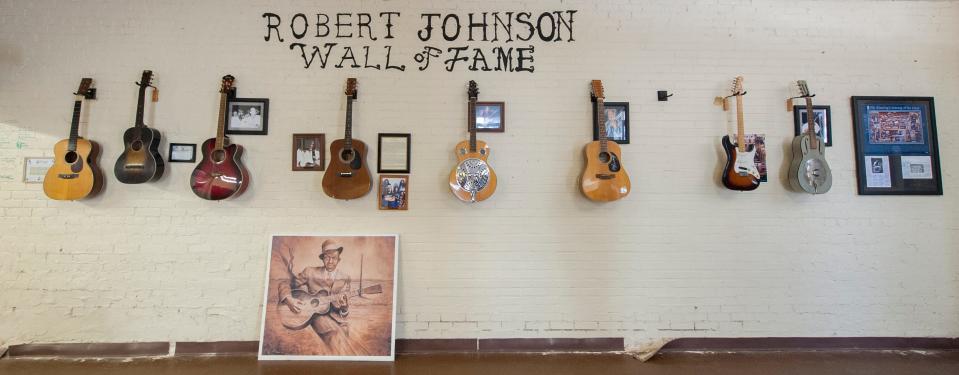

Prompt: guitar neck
xmin=68 ymin=98 xmax=83 ymax=152
xmin=804 ymin=96 xmax=818 ymax=149
xmin=135 ymin=85 xmax=147 ymax=127
xmin=215 ymin=91 xmax=228 ymax=150
xmin=735 ymin=93 xmax=746 ymax=152
xmin=344 ymin=97 xmax=354 ymax=149
xmin=596 ymin=98 xmax=608 ymax=153
xmin=468 ymin=98 xmax=477 ymax=152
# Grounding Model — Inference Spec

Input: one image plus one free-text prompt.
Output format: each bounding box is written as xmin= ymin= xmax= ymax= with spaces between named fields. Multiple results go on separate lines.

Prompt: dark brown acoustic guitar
xmin=720 ymin=76 xmax=761 ymax=191
xmin=322 ymin=78 xmax=372 ymax=200
xmin=114 ymin=70 xmax=164 ymax=184
xmin=43 ymin=78 xmax=103 ymax=201
xmin=190 ymin=75 xmax=249 ymax=200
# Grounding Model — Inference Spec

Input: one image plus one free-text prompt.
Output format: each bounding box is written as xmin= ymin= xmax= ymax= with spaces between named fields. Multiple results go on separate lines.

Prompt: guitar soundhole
xmin=310 ymin=299 xmax=320 ymax=307
xmin=597 ymin=152 xmax=611 ymax=163
xmin=212 ymin=149 xmax=226 ymax=163
xmin=64 ymin=151 xmax=79 ymax=164
xmin=459 ymin=149 xmax=466 ymax=155
xmin=131 ymin=140 xmax=143 ymax=151
xmin=480 ymin=149 xmax=486 ymax=155
xmin=340 ymin=148 xmax=355 ymax=163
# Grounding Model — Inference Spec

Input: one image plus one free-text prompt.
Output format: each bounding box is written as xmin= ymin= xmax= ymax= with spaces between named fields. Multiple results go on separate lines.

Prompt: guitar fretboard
xmin=468 ymin=98 xmax=477 ymax=152
xmin=344 ymin=97 xmax=354 ymax=150
xmin=135 ymin=83 xmax=148 ymax=128
xmin=596 ymin=98 xmax=608 ymax=153
xmin=804 ymin=96 xmax=819 ymax=150
xmin=214 ymin=90 xmax=228 ymax=150
xmin=67 ymin=99 xmax=82 ymax=152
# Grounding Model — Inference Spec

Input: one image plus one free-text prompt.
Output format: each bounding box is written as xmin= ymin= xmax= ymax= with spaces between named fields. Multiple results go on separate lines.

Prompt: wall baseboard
xmin=4 ymin=337 xmax=957 ymax=358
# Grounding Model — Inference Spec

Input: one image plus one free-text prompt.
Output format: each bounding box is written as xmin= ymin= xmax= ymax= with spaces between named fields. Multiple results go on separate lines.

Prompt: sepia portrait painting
xmin=259 ymin=234 xmax=398 ymax=361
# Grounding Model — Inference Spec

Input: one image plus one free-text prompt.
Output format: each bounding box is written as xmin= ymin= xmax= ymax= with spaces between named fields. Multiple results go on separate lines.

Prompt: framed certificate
xmin=23 ymin=157 xmax=54 ymax=183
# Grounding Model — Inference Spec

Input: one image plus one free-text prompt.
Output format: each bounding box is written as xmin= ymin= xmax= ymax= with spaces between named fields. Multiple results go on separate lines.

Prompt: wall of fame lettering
xmin=261 ymin=11 xmax=577 ymax=73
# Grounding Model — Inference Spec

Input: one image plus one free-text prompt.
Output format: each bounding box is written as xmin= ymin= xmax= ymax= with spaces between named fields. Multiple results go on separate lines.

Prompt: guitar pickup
xmin=338 ymin=172 xmax=354 ymax=177
xmin=595 ymin=174 xmax=615 ymax=180
xmin=58 ymin=173 xmax=79 ymax=179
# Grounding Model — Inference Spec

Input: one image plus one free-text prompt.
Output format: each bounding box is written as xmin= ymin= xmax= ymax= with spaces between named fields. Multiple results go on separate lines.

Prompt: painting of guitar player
xmin=258 ymin=234 xmax=398 ymax=361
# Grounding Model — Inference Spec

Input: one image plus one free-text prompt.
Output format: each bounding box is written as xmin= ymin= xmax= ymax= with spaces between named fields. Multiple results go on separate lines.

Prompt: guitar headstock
xmin=468 ymin=80 xmax=479 ymax=101
xmin=220 ymin=75 xmax=235 ymax=94
xmin=732 ymin=76 xmax=744 ymax=96
xmin=590 ymin=80 xmax=605 ymax=100
xmin=137 ymin=70 xmax=154 ymax=88
xmin=74 ymin=78 xmax=94 ymax=99
xmin=797 ymin=80 xmax=812 ymax=97
xmin=345 ymin=78 xmax=358 ymax=99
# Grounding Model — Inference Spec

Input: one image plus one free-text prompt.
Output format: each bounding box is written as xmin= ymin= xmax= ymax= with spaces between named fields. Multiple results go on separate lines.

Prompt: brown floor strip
xmin=6 ymin=342 xmax=169 ymax=358
xmin=175 ymin=341 xmax=259 ymax=356
xmin=661 ymin=337 xmax=959 ymax=352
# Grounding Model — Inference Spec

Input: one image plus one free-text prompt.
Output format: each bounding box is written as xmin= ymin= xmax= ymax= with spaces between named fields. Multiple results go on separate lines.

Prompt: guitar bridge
xmin=338 ymin=172 xmax=353 ymax=177
xmin=595 ymin=174 xmax=615 ymax=180
xmin=58 ymin=173 xmax=79 ymax=179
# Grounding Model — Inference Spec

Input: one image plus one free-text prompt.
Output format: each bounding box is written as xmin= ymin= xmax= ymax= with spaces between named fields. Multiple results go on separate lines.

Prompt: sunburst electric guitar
xmin=581 ymin=80 xmax=630 ymax=201
xmin=43 ymin=78 xmax=104 ymax=200
xmin=449 ymin=80 xmax=497 ymax=203
xmin=720 ymin=76 xmax=761 ymax=191
xmin=787 ymin=80 xmax=832 ymax=194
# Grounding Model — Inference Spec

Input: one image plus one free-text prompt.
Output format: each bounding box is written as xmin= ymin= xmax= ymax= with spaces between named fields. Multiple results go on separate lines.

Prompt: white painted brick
xmin=0 ymin=0 xmax=957 ymax=350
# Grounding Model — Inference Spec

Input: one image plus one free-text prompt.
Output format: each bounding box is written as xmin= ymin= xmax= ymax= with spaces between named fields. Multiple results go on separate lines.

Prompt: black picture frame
xmin=592 ymin=101 xmax=630 ymax=144
xmin=168 ymin=143 xmax=196 ymax=163
xmin=793 ymin=105 xmax=833 ymax=147
xmin=224 ymin=98 xmax=269 ymax=135
xmin=473 ymin=101 xmax=505 ymax=133
xmin=377 ymin=133 xmax=411 ymax=174
xmin=851 ymin=96 xmax=942 ymax=195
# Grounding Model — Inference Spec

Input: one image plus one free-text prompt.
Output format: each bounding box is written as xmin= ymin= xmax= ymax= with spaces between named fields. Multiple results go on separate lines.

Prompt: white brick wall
xmin=1 ymin=0 xmax=957 ymax=351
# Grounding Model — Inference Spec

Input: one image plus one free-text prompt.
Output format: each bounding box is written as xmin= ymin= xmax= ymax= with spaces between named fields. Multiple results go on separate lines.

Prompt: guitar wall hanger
xmin=657 ymin=90 xmax=673 ymax=101
xmin=75 ymin=88 xmax=97 ymax=100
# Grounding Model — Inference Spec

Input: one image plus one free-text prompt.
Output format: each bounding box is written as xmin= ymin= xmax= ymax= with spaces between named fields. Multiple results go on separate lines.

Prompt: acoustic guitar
xmin=449 ymin=80 xmax=497 ymax=203
xmin=720 ymin=76 xmax=761 ymax=191
xmin=787 ymin=80 xmax=832 ymax=194
xmin=43 ymin=78 xmax=103 ymax=201
xmin=278 ymin=285 xmax=383 ymax=330
xmin=190 ymin=75 xmax=249 ymax=200
xmin=581 ymin=80 xmax=630 ymax=201
xmin=322 ymin=78 xmax=372 ymax=200
xmin=114 ymin=70 xmax=164 ymax=184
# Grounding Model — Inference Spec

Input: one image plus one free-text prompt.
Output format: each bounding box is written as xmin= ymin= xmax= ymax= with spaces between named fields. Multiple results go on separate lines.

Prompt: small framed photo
xmin=377 ymin=133 xmax=411 ymax=174
xmin=744 ymin=134 xmax=768 ymax=183
xmin=793 ymin=105 xmax=833 ymax=146
xmin=225 ymin=98 xmax=269 ymax=135
xmin=593 ymin=102 xmax=629 ymax=144
xmin=168 ymin=143 xmax=196 ymax=163
xmin=473 ymin=101 xmax=505 ymax=132
xmin=851 ymin=96 xmax=941 ymax=195
xmin=292 ymin=133 xmax=325 ymax=171
xmin=23 ymin=157 xmax=54 ymax=183
xmin=378 ymin=175 xmax=409 ymax=210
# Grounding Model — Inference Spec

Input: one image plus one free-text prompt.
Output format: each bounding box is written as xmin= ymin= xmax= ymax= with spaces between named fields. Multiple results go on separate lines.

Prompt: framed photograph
xmin=259 ymin=234 xmax=398 ymax=361
xmin=592 ymin=102 xmax=629 ymax=144
xmin=851 ymin=96 xmax=941 ymax=195
xmin=225 ymin=98 xmax=269 ymax=135
xmin=793 ymin=105 xmax=833 ymax=147
xmin=378 ymin=175 xmax=409 ymax=210
xmin=744 ymin=133 xmax=768 ymax=183
xmin=292 ymin=134 xmax=325 ymax=171
xmin=473 ymin=101 xmax=505 ymax=132
xmin=168 ymin=143 xmax=196 ymax=163
xmin=23 ymin=157 xmax=54 ymax=183
xmin=377 ymin=133 xmax=411 ymax=174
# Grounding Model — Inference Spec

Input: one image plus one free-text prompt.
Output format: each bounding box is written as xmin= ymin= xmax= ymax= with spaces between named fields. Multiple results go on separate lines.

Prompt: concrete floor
xmin=2 ymin=351 xmax=958 ymax=375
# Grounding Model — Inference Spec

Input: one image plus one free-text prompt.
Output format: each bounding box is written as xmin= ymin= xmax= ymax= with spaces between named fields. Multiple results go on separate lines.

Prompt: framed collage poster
xmin=259 ymin=234 xmax=398 ymax=361
xmin=851 ymin=96 xmax=942 ymax=195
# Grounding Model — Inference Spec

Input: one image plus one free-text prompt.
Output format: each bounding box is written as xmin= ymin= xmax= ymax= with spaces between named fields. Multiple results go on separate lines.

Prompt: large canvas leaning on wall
xmin=258 ymin=234 xmax=398 ymax=361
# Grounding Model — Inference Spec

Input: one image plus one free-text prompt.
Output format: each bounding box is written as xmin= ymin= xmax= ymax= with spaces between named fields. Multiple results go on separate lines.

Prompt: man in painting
xmin=296 ymin=139 xmax=320 ymax=168
xmin=278 ymin=240 xmax=369 ymax=354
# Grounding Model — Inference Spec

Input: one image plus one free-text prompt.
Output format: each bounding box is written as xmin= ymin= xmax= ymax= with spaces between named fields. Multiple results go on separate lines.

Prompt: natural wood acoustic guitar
xmin=720 ymin=76 xmax=761 ymax=191
xmin=114 ymin=70 xmax=164 ymax=184
xmin=449 ymin=80 xmax=497 ymax=203
xmin=322 ymin=78 xmax=372 ymax=200
xmin=190 ymin=75 xmax=249 ymax=200
xmin=581 ymin=80 xmax=630 ymax=202
xmin=43 ymin=78 xmax=104 ymax=201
